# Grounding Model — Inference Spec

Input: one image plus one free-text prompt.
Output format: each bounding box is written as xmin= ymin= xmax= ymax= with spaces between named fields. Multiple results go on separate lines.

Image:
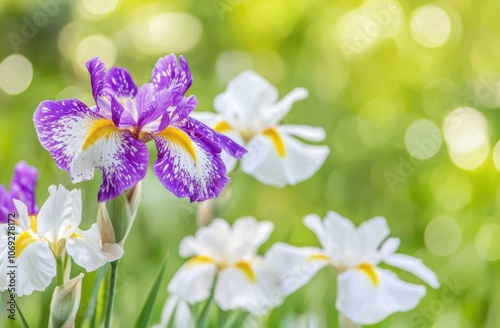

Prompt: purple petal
xmin=152 ymin=126 xmax=228 ymax=202
xmin=179 ymin=117 xmax=247 ymax=160
xmin=9 ymin=161 xmax=38 ymax=215
xmin=34 ymin=99 xmax=149 ymax=202
xmin=110 ymin=96 xmax=125 ymax=126
xmin=151 ymin=54 xmax=192 ymax=94
xmin=86 ymin=57 xmax=108 ymax=101
xmin=0 ymin=186 xmax=14 ymax=223
xmin=106 ymin=67 xmax=138 ymax=98
xmin=169 ymin=95 xmax=197 ymax=125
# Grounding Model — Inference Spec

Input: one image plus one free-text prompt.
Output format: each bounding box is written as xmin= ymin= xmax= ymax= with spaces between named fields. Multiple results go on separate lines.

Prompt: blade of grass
xmin=134 ymin=258 xmax=168 ymax=328
xmin=196 ymin=277 xmax=217 ymax=328
xmin=16 ymin=302 xmax=30 ymax=328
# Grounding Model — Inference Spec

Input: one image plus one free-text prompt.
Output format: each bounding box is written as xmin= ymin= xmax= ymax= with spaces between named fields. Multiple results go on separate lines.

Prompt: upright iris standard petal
xmin=105 ymin=67 xmax=138 ymax=98
xmin=152 ymin=126 xmax=228 ymax=202
xmin=34 ymin=99 xmax=149 ymax=202
xmin=151 ymin=54 xmax=192 ymax=94
xmin=9 ymin=162 xmax=38 ymax=215
xmin=0 ymin=161 xmax=39 ymax=222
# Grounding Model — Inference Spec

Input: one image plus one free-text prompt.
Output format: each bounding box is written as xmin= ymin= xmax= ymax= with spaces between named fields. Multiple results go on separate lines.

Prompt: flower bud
xmin=49 ymin=273 xmax=84 ymax=328
xmin=98 ymin=182 xmax=142 ymax=247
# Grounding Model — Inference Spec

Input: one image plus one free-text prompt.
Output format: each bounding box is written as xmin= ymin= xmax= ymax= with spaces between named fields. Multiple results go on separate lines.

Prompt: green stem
xmin=56 ymin=256 xmax=64 ymax=286
xmin=197 ymin=277 xmax=217 ymax=328
xmin=104 ymin=260 xmax=120 ymax=328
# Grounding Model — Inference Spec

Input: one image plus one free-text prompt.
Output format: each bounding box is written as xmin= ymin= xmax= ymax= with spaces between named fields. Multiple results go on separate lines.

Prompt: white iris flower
xmin=266 ymin=211 xmax=440 ymax=325
xmin=193 ymin=71 xmax=329 ymax=187
xmin=0 ymin=185 xmax=123 ymax=296
xmin=168 ymin=217 xmax=282 ymax=315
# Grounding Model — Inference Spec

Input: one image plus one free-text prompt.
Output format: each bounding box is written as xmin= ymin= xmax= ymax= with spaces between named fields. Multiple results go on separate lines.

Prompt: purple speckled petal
xmin=169 ymin=95 xmax=198 ymax=125
xmin=151 ymin=54 xmax=192 ymax=94
xmin=106 ymin=67 xmax=138 ymax=98
xmin=110 ymin=96 xmax=125 ymax=126
xmin=179 ymin=117 xmax=247 ymax=160
xmin=34 ymin=99 xmax=149 ymax=202
xmin=87 ymin=57 xmax=108 ymax=101
xmin=9 ymin=161 xmax=38 ymax=216
xmin=152 ymin=126 xmax=228 ymax=202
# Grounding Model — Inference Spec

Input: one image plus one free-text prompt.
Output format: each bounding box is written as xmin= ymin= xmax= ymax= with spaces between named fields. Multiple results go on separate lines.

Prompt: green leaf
xmin=16 ymin=302 xmax=30 ymax=328
xmin=134 ymin=258 xmax=168 ymax=328
xmin=81 ymin=266 xmax=107 ymax=328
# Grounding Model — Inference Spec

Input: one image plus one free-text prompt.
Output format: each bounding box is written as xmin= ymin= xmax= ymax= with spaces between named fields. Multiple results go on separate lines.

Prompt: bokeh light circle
xmin=405 ymin=119 xmax=442 ymax=160
xmin=443 ymin=107 xmax=490 ymax=170
xmin=0 ymin=54 xmax=33 ymax=95
xmin=425 ymin=216 xmax=462 ymax=257
xmin=81 ymin=0 xmax=119 ymax=16
xmin=76 ymin=35 xmax=117 ymax=72
xmin=130 ymin=11 xmax=203 ymax=55
xmin=475 ymin=223 xmax=500 ymax=261
xmin=410 ymin=5 xmax=452 ymax=48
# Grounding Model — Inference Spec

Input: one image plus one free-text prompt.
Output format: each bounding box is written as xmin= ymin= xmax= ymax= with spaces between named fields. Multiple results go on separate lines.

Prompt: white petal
xmin=279 ymin=124 xmax=326 ymax=142
xmin=313 ymin=212 xmax=359 ymax=267
xmin=383 ymin=253 xmax=440 ymax=288
xmin=37 ymin=185 xmax=82 ymax=243
xmin=228 ymin=217 xmax=273 ymax=263
xmin=241 ymin=132 xmax=329 ymax=187
xmin=179 ymin=219 xmax=231 ymax=261
xmin=155 ymin=296 xmax=194 ymax=328
xmin=380 ymin=237 xmax=400 ymax=257
xmin=65 ymin=224 xmax=111 ymax=272
xmin=214 ymin=71 xmax=278 ymax=123
xmin=168 ymin=261 xmax=217 ymax=304
xmin=16 ymin=240 xmax=56 ymax=296
xmin=356 ymin=216 xmax=390 ymax=263
xmin=0 ymin=236 xmax=10 ymax=292
xmin=265 ymin=243 xmax=328 ymax=296
xmin=336 ymin=267 xmax=426 ymax=325
xmin=263 ymin=88 xmax=309 ymax=125
xmin=12 ymin=199 xmax=31 ymax=231
xmin=215 ymin=259 xmax=282 ymax=315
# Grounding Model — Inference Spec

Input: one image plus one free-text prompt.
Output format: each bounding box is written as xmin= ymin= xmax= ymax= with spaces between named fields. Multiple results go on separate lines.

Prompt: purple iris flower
xmin=34 ymin=54 xmax=246 ymax=203
xmin=0 ymin=161 xmax=38 ymax=222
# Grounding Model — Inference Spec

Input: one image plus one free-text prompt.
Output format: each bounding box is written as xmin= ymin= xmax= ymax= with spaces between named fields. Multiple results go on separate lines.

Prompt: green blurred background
xmin=1 ymin=0 xmax=499 ymax=327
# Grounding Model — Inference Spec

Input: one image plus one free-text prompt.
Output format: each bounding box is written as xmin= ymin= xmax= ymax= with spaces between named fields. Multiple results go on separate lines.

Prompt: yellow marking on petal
xmin=70 ymin=231 xmax=83 ymax=239
xmin=188 ymin=255 xmax=214 ymax=267
xmin=82 ymin=119 xmax=117 ymax=151
xmin=262 ymin=127 xmax=286 ymax=157
xmin=15 ymin=231 xmax=36 ymax=258
xmin=29 ymin=215 xmax=37 ymax=233
xmin=235 ymin=261 xmax=256 ymax=283
xmin=158 ymin=126 xmax=198 ymax=162
xmin=214 ymin=120 xmax=232 ymax=133
xmin=357 ymin=263 xmax=379 ymax=286
xmin=305 ymin=253 xmax=330 ymax=262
